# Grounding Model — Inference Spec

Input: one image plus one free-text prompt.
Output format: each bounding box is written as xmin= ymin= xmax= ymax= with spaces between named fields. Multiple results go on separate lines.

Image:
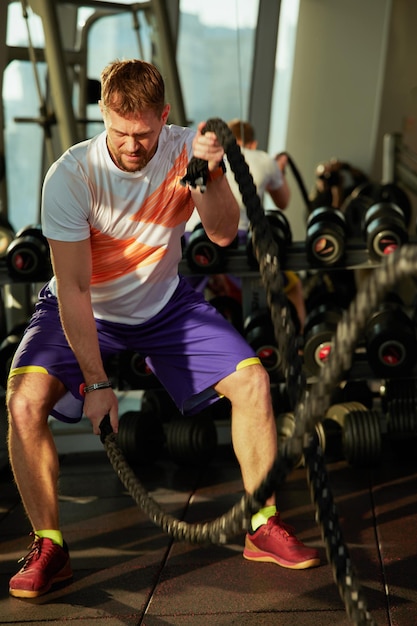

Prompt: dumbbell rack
xmin=1 ymin=234 xmax=417 ymax=468
xmin=179 ymin=234 xmax=417 ymax=468
xmin=179 ymin=237 xmax=381 ymax=327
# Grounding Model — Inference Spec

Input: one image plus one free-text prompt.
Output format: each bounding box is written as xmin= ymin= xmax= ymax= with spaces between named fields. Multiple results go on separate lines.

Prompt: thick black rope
xmin=101 ymin=428 xmax=289 ymax=544
xmin=192 ymin=120 xmax=378 ymax=626
xmin=100 ymin=118 xmax=417 ymax=625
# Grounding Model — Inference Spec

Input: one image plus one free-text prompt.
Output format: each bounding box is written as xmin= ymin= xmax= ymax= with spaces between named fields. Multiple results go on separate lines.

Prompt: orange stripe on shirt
xmin=90 ymin=230 xmax=166 ymax=284
xmin=130 ymin=147 xmax=195 ymax=227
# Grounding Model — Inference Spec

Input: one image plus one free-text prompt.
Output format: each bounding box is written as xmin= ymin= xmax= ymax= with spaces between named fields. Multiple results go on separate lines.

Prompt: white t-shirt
xmin=42 ymin=125 xmax=195 ymax=324
xmin=226 ymin=147 xmax=283 ymax=230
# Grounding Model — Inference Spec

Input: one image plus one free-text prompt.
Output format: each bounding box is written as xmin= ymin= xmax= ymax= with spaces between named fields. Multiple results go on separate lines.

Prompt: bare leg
xmin=7 ymin=373 xmax=66 ymax=531
xmin=215 ymin=363 xmax=277 ymax=504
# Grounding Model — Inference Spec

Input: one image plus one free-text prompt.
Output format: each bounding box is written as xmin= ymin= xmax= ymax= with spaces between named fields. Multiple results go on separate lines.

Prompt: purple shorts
xmin=10 ymin=276 xmax=257 ymax=423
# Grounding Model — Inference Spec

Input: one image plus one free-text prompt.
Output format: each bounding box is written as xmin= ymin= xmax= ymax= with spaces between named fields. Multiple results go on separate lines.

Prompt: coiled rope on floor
xmin=100 ymin=118 xmax=417 ymax=625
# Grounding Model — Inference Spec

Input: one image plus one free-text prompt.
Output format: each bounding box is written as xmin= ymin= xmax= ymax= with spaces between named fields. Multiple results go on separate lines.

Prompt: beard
xmin=106 ymin=137 xmax=155 ymax=173
xmin=112 ymin=149 xmax=151 ymax=173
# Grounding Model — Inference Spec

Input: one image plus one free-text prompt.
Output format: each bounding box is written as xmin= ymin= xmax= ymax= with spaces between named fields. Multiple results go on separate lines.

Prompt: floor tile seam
xmin=144 ymin=607 xmax=351 ymax=617
xmin=369 ymin=480 xmax=393 ymax=625
xmin=140 ymin=484 xmax=202 ymax=623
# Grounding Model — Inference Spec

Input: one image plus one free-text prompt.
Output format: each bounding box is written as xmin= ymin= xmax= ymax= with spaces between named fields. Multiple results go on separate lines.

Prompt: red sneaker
xmin=243 ymin=512 xmax=320 ymax=569
xmin=9 ymin=533 xmax=73 ymax=598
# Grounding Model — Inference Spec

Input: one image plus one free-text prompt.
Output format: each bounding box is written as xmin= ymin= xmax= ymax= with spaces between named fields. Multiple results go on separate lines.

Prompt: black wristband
xmin=83 ymin=380 xmax=112 ymax=394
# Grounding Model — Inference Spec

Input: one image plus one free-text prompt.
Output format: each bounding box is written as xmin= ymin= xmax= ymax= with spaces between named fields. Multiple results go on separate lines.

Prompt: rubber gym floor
xmin=0 ymin=392 xmax=416 ymax=626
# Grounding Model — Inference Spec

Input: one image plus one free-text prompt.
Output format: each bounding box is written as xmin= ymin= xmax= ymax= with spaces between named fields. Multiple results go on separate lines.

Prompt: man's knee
xmin=7 ymin=373 xmax=64 ymax=429
xmin=237 ymin=363 xmax=270 ymax=389
xmin=217 ymin=363 xmax=271 ymax=404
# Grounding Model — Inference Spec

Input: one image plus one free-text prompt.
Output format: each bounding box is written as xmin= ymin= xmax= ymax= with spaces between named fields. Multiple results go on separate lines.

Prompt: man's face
xmin=100 ymin=103 xmax=170 ymax=172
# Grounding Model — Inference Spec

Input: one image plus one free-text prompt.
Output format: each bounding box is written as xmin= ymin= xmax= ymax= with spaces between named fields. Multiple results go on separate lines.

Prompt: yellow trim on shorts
xmin=283 ymin=271 xmax=300 ymax=293
xmin=236 ymin=357 xmax=261 ymax=371
xmin=8 ymin=365 xmax=49 ymax=380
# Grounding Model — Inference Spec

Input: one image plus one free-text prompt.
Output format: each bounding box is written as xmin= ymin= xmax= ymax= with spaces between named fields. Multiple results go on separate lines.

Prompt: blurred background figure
xmin=226 ymin=118 xmax=290 ymax=231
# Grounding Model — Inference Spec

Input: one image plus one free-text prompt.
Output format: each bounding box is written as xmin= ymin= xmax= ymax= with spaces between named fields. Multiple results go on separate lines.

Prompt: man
xmin=7 ymin=60 xmax=319 ymax=599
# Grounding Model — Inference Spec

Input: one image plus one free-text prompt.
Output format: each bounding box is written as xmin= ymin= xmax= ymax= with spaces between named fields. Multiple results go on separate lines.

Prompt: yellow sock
xmin=251 ymin=505 xmax=277 ymax=531
xmin=36 ymin=529 xmax=64 ymax=547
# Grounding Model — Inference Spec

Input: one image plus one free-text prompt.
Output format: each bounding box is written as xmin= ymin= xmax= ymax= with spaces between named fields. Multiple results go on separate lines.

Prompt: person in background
xmin=206 ymin=118 xmax=306 ymax=332
xmin=6 ymin=60 xmax=319 ymax=600
xmin=226 ymin=118 xmax=290 ymax=231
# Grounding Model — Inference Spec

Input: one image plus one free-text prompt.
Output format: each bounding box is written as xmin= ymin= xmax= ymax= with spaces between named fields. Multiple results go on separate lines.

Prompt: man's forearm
xmin=57 ymin=288 xmax=107 ymax=385
xmin=192 ymin=176 xmax=239 ymax=245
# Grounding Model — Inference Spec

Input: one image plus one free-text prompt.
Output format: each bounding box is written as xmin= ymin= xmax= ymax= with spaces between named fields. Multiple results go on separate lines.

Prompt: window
xmin=178 ymin=1 xmax=259 ymax=126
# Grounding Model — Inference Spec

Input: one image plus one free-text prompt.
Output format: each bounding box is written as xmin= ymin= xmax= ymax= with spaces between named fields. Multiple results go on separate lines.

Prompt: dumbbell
xmin=341 ymin=193 xmax=374 ymax=238
xmin=365 ymin=299 xmax=417 ymax=378
xmin=380 ymin=379 xmax=417 ymax=459
xmin=362 ymin=201 xmax=408 ymax=261
xmin=165 ymin=412 xmax=218 ymax=467
xmin=243 ymin=308 xmax=281 ymax=377
xmin=324 ymin=402 xmax=382 ymax=468
xmin=306 ymin=207 xmax=347 ymax=267
xmin=6 ymin=225 xmax=51 ymax=279
xmin=353 ymin=181 xmax=412 ymax=229
xmin=275 ymin=410 xmax=326 ymax=468
xmin=116 ymin=407 xmax=165 ymax=466
xmin=246 ymin=210 xmax=292 ymax=269
xmin=302 ymin=302 xmax=344 ymax=376
xmin=185 ymin=222 xmax=237 ymax=273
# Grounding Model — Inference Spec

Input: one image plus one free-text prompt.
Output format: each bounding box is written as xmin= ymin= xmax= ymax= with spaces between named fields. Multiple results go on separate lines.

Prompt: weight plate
xmin=325 ymin=401 xmax=368 ymax=426
xmin=264 ymin=210 xmax=292 ymax=245
xmin=354 ymin=182 xmax=411 ymax=227
xmin=303 ymin=326 xmax=337 ymax=376
xmin=303 ymin=303 xmax=343 ymax=337
xmin=116 ymin=409 xmax=165 ymax=466
xmin=366 ymin=307 xmax=417 ymax=377
xmin=367 ymin=224 xmax=407 ymax=259
xmin=6 ymin=238 xmax=49 ymax=278
xmin=307 ymin=227 xmax=345 ymax=266
xmin=186 ymin=225 xmax=225 ymax=273
xmin=306 ymin=208 xmax=346 ymax=266
xmin=363 ymin=201 xmax=405 ymax=230
xmin=6 ymin=225 xmax=51 ymax=279
xmin=306 ymin=206 xmax=346 ymax=229
xmin=342 ymin=409 xmax=382 ymax=468
xmin=341 ymin=194 xmax=374 ymax=238
xmin=166 ymin=415 xmax=218 ymax=467
xmin=363 ymin=203 xmax=408 ymax=260
xmin=245 ymin=326 xmax=281 ymax=373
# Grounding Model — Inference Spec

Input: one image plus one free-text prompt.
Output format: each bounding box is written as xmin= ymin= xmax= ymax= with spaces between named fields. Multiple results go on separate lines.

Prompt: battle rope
xmin=99 ymin=118 xmax=417 ymax=625
xmin=181 ymin=119 xmax=378 ymax=625
xmin=100 ymin=420 xmax=289 ymax=544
